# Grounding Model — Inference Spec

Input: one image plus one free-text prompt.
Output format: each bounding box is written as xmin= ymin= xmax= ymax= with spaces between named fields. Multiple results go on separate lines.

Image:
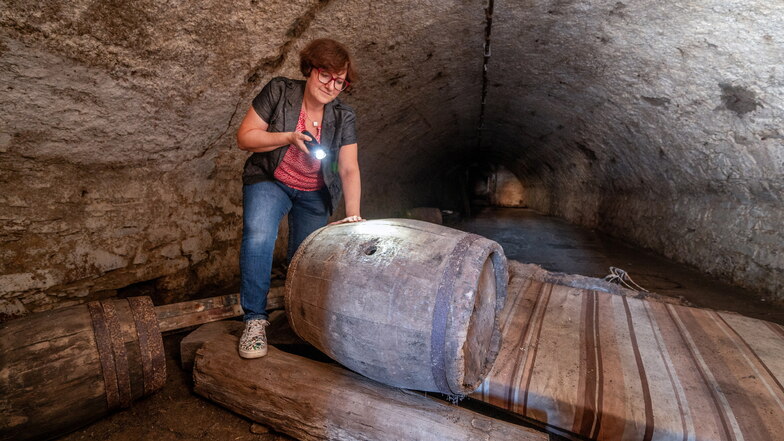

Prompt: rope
xmin=604 ymin=266 xmax=650 ymax=292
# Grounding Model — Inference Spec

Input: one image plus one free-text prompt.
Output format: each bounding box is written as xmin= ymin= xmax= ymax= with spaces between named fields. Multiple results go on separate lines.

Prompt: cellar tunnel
xmin=1 ymin=0 xmax=782 ymax=318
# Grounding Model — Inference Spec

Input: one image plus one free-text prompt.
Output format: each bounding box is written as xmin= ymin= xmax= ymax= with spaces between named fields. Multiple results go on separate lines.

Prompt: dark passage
xmin=454 ymin=207 xmax=784 ymax=325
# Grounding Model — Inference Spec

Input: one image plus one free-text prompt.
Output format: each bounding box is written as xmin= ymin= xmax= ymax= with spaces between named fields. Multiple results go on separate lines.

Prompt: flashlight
xmin=302 ymin=130 xmax=327 ymax=160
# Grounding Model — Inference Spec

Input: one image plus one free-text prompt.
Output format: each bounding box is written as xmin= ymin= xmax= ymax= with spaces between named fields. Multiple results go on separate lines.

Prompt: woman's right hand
xmin=289 ymin=132 xmax=312 ymax=154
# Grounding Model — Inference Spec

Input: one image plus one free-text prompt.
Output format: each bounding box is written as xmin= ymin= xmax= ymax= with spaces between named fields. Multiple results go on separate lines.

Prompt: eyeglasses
xmin=316 ymin=68 xmax=350 ymax=91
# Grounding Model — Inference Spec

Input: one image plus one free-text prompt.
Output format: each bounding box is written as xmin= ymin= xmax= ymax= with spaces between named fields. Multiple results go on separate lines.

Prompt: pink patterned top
xmin=274 ymin=110 xmax=324 ymax=191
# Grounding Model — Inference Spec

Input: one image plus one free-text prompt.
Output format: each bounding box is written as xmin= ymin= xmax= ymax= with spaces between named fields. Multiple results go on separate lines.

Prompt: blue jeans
xmin=240 ymin=180 xmax=328 ymax=321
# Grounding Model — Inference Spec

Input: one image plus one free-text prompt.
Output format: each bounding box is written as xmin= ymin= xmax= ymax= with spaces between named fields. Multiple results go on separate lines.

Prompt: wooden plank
xmin=473 ymin=261 xmax=784 ymax=441
xmin=193 ymin=331 xmax=547 ymax=441
xmin=155 ymin=289 xmax=285 ymax=333
xmin=155 ymin=294 xmax=242 ymax=332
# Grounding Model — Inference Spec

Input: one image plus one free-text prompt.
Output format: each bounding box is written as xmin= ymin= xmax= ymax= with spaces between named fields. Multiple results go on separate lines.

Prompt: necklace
xmin=303 ymin=105 xmax=322 ymax=129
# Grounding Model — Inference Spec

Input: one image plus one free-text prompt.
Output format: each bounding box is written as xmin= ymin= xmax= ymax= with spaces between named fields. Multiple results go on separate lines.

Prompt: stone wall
xmin=0 ymin=0 xmax=485 ymax=316
xmin=2 ymin=0 xmax=781 ymax=317
xmin=482 ymin=0 xmax=783 ymax=298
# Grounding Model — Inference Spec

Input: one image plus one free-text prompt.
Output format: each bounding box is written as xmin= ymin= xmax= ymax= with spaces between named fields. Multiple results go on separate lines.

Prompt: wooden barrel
xmin=285 ymin=219 xmax=508 ymax=396
xmin=0 ymin=297 xmax=165 ymax=441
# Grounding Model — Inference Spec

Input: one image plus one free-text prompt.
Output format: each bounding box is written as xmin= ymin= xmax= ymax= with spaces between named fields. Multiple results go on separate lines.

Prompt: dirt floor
xmin=59 ymin=329 xmax=295 ymax=441
xmin=56 ymin=207 xmax=784 ymax=440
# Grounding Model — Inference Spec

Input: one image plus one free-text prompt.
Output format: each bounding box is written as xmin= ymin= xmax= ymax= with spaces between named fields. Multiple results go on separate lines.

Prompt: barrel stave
xmin=0 ymin=297 xmax=165 ymax=441
xmin=286 ymin=219 xmax=508 ymax=395
xmin=1 ymin=305 xmax=106 ymax=441
xmin=288 ymin=223 xmax=462 ymax=389
xmin=324 ymin=313 xmax=433 ymax=390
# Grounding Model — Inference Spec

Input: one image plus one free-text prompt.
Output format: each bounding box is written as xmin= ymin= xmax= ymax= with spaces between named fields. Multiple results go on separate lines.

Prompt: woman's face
xmin=305 ymin=67 xmax=348 ymax=106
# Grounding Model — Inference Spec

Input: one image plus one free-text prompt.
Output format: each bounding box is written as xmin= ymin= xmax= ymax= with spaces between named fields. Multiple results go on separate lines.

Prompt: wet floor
xmin=452 ymin=207 xmax=784 ymax=325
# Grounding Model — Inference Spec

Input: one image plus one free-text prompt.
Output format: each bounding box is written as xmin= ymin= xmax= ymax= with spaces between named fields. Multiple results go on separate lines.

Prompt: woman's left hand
xmin=329 ymin=215 xmax=365 ymax=225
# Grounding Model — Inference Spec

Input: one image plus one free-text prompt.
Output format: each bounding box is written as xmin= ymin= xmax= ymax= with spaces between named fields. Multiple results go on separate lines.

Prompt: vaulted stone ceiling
xmin=1 ymin=0 xmax=781 ymax=317
xmin=481 ymin=1 xmax=783 ymax=298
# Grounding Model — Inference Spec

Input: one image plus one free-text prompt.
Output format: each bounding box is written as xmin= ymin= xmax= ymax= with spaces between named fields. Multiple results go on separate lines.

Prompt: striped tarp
xmin=472 ymin=262 xmax=784 ymax=441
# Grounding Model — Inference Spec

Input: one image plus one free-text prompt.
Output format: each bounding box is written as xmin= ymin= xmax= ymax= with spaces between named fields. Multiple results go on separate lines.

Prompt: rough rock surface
xmin=1 ymin=0 xmax=781 ymax=316
xmin=0 ymin=0 xmax=485 ymax=316
xmin=482 ymin=0 xmax=783 ymax=298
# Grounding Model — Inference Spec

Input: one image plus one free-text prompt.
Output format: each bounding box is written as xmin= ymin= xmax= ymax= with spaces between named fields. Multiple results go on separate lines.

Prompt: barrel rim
xmin=445 ymin=239 xmax=508 ymax=395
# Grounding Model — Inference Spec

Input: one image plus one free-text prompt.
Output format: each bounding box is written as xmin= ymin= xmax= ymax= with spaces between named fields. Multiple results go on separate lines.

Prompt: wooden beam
xmin=193 ymin=331 xmax=547 ymax=441
xmin=154 ymin=288 xmax=285 ymax=333
xmin=154 ymin=293 xmax=242 ymax=332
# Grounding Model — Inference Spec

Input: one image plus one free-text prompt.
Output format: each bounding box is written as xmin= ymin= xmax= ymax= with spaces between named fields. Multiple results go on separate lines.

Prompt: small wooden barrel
xmin=285 ymin=219 xmax=508 ymax=396
xmin=0 ymin=297 xmax=165 ymax=441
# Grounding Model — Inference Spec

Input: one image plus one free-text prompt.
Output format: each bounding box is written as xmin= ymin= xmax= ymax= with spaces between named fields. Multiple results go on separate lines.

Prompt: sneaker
xmin=238 ymin=319 xmax=269 ymax=358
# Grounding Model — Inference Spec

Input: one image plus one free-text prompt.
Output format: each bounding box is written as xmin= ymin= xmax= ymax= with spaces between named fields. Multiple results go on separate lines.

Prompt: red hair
xmin=299 ymin=38 xmax=358 ymax=87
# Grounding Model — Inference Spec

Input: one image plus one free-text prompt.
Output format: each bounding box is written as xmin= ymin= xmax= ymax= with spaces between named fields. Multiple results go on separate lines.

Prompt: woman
xmin=236 ymin=38 xmax=362 ymax=358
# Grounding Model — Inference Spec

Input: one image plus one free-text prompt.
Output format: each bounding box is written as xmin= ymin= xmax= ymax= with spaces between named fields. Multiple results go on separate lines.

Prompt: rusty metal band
xmin=87 ymin=301 xmax=121 ymax=410
xmin=430 ymin=233 xmax=483 ymax=395
xmin=101 ymin=300 xmax=133 ymax=408
xmin=128 ymin=296 xmax=166 ymax=394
